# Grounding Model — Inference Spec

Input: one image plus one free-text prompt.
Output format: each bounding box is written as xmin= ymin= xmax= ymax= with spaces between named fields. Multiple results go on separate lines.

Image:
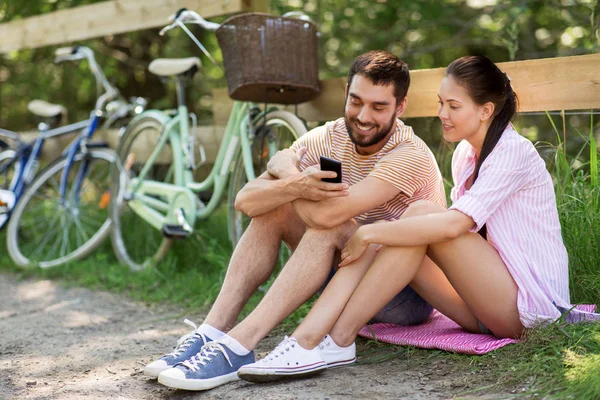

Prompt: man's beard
xmin=344 ymin=111 xmax=397 ymax=148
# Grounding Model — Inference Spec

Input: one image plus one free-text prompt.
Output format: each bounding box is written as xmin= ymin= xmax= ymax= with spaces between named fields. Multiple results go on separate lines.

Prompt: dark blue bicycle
xmin=1 ymin=46 xmax=145 ymax=268
xmin=0 ymin=116 xmax=89 ymax=230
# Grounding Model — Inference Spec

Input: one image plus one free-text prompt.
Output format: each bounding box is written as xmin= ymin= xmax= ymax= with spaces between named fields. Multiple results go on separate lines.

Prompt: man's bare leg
xmin=203 ymin=204 xmax=306 ymax=332
xmin=227 ymin=220 xmax=358 ymax=350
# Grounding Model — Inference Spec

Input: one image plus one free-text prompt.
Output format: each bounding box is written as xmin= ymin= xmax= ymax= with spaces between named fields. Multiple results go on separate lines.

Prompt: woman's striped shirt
xmin=291 ymin=117 xmax=446 ymax=224
xmin=449 ymin=126 xmax=600 ymax=327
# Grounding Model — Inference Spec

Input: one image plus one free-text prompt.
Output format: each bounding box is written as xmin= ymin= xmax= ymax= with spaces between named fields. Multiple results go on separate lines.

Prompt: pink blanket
xmin=358 ymin=305 xmax=597 ymax=355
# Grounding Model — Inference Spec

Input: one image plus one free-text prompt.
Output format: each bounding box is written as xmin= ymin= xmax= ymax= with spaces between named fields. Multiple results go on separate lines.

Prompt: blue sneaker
xmin=158 ymin=337 xmax=255 ymax=391
xmin=144 ymin=319 xmax=212 ymax=378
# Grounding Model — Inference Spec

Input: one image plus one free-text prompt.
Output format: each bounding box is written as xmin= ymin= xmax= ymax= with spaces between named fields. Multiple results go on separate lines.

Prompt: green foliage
xmin=1 ymin=0 xmax=599 ymax=140
xmin=0 ymin=206 xmax=232 ymax=310
xmin=544 ymin=112 xmax=600 ymax=304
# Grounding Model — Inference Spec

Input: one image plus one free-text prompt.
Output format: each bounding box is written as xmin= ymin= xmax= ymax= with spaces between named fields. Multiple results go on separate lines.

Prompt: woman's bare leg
xmin=292 ymin=244 xmax=380 ymax=349
xmin=292 ymin=208 xmax=435 ymax=349
xmin=328 ymin=201 xmax=523 ymax=347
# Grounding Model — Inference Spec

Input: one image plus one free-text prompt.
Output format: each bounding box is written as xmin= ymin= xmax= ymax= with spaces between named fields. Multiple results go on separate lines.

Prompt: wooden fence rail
xmin=213 ymin=53 xmax=600 ymax=125
xmin=18 ymin=53 xmax=600 ymax=164
xmin=0 ymin=0 xmax=267 ymax=53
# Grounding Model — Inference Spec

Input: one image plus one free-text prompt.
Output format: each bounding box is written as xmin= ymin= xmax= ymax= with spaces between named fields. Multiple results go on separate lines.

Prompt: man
xmin=146 ymin=50 xmax=446 ymax=391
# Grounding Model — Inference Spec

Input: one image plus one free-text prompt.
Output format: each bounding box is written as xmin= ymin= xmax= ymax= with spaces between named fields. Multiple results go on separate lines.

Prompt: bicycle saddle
xmin=27 ymin=100 xmax=66 ymax=119
xmin=148 ymin=58 xmax=200 ymax=77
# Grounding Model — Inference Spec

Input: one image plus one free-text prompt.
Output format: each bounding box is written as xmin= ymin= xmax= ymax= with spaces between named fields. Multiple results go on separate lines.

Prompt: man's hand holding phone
xmin=290 ymin=156 xmax=348 ymax=201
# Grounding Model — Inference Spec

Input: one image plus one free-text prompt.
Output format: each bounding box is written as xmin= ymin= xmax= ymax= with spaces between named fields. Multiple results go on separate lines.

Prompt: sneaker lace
xmin=181 ymin=342 xmax=232 ymax=372
xmin=317 ymin=335 xmax=331 ymax=351
xmin=166 ymin=319 xmax=208 ymax=358
xmin=262 ymin=336 xmax=297 ymax=362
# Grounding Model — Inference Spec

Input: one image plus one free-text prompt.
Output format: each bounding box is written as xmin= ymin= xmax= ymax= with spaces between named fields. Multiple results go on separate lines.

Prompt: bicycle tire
xmin=110 ymin=115 xmax=173 ymax=271
xmin=0 ymin=149 xmax=20 ymax=230
xmin=226 ymin=110 xmax=307 ymax=247
xmin=7 ymin=149 xmax=116 ymax=268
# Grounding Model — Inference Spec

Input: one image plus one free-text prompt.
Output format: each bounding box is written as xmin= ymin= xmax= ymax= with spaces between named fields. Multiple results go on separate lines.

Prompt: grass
xmin=0 ymin=204 xmax=314 ymax=327
xmin=1 ymin=113 xmax=599 ymax=398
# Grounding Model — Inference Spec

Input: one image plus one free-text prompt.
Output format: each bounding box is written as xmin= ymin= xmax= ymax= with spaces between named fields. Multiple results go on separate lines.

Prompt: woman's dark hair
xmin=347 ymin=50 xmax=410 ymax=104
xmin=446 ymin=55 xmax=518 ymax=238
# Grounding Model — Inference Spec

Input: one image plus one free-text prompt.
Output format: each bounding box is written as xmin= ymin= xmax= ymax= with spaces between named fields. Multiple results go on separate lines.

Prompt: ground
xmin=0 ymin=273 xmax=516 ymax=399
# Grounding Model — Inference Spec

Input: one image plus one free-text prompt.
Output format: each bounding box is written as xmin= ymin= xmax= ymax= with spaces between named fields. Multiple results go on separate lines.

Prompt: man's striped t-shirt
xmin=290 ymin=117 xmax=446 ymax=224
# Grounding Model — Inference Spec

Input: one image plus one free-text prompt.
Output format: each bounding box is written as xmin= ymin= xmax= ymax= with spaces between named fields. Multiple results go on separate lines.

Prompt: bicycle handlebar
xmin=159 ymin=8 xmax=220 ymax=36
xmin=159 ymin=9 xmax=317 ymax=70
xmin=54 ymin=45 xmax=118 ymax=110
xmin=54 ymin=46 xmax=80 ymax=60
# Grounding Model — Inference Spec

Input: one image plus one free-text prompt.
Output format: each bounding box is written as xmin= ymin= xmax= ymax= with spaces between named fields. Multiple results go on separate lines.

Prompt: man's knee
xmin=247 ymin=204 xmax=306 ymax=248
xmin=403 ymin=200 xmax=446 ymax=218
xmin=305 ymin=219 xmax=358 ymax=250
xmin=251 ymin=203 xmax=294 ymax=225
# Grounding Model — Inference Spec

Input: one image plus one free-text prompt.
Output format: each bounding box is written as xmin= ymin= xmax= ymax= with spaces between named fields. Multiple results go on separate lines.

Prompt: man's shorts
xmin=322 ymin=267 xmax=433 ymax=326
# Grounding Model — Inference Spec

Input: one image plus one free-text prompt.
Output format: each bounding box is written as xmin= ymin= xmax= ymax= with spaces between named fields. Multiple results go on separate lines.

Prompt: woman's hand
xmin=339 ymin=227 xmax=369 ymax=268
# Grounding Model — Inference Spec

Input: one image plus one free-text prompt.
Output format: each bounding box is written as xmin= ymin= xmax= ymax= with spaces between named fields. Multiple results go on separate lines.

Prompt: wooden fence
xmin=0 ymin=0 xmax=267 ymax=53
xmin=3 ymin=1 xmax=599 ymax=163
xmin=213 ymin=53 xmax=600 ymax=124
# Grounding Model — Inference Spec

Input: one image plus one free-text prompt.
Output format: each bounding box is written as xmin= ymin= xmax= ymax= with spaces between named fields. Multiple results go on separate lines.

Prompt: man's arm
xmin=292 ymin=176 xmax=401 ymax=229
xmin=235 ymin=150 xmax=348 ymax=218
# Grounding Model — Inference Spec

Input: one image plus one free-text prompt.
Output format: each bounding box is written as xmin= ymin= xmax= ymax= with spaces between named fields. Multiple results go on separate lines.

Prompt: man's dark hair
xmin=347 ymin=50 xmax=410 ymax=103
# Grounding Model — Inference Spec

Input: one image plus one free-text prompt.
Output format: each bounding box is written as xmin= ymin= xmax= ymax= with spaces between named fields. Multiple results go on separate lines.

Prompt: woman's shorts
xmin=370 ymin=285 xmax=434 ymax=326
xmin=321 ymin=268 xmax=433 ymax=326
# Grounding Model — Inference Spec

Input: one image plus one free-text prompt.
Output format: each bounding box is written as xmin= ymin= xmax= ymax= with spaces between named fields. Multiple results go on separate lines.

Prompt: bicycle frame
xmin=0 ymin=120 xmax=90 ymax=206
xmin=124 ymin=100 xmax=272 ymax=231
xmin=123 ymin=10 xmax=300 ymax=233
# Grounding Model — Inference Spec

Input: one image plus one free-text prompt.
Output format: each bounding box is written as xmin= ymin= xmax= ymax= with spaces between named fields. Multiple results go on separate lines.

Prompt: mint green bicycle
xmin=110 ymin=10 xmax=319 ymax=271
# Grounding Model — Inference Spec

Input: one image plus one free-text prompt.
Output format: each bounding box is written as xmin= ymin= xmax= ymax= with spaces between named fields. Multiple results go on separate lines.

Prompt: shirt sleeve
xmin=368 ymin=143 xmax=433 ymax=197
xmin=449 ymin=137 xmax=533 ymax=232
xmin=290 ymin=125 xmax=330 ymax=172
xmin=450 ymin=141 xmax=469 ymax=203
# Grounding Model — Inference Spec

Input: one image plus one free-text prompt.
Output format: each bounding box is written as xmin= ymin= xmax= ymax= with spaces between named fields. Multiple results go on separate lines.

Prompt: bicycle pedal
xmin=162 ymin=224 xmax=192 ymax=239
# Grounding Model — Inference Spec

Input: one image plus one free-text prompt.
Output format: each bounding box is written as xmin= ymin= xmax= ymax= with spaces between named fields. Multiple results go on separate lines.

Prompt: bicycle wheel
xmin=110 ymin=116 xmax=174 ymax=271
xmin=227 ymin=110 xmax=307 ymax=247
xmin=7 ymin=149 xmax=115 ymax=268
xmin=0 ymin=149 xmax=19 ymax=230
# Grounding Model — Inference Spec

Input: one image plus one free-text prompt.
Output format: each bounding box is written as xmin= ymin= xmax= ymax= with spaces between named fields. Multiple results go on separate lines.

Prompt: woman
xmin=237 ymin=55 xmax=597 ymax=382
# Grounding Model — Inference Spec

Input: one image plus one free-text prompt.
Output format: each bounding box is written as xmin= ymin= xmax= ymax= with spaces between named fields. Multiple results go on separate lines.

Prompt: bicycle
xmin=4 ymin=46 xmax=146 ymax=268
xmin=0 ymin=105 xmax=89 ymax=230
xmin=110 ymin=9 xmax=319 ymax=271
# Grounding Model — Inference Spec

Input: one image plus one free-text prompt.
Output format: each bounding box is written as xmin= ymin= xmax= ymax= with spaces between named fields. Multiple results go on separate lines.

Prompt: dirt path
xmin=0 ymin=273 xmax=508 ymax=399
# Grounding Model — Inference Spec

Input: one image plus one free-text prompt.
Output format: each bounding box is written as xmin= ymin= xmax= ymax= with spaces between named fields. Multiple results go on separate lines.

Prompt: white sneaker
xmin=318 ymin=335 xmax=356 ymax=367
xmin=237 ymin=336 xmax=327 ymax=383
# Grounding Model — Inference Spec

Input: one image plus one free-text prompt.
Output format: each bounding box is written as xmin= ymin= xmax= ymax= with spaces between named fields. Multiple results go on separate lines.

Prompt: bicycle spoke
xmin=47 ymin=175 xmax=62 ymax=196
xmin=77 ymin=211 xmax=104 ymax=229
xmin=59 ymin=221 xmax=69 ymax=258
xmin=9 ymin=150 xmax=114 ymax=266
xmin=30 ymin=211 xmax=63 ymax=260
xmin=72 ymin=216 xmax=85 ymax=250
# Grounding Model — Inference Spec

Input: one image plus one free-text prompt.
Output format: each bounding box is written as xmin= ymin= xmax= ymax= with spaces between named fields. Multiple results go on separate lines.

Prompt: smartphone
xmin=319 ymin=156 xmax=342 ymax=183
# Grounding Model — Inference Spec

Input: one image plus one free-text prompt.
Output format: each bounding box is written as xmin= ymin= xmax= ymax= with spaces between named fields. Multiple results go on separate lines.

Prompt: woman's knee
xmin=403 ymin=200 xmax=446 ymax=218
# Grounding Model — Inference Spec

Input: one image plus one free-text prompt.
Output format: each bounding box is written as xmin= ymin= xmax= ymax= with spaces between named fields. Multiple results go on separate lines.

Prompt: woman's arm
xmin=339 ymin=210 xmax=475 ymax=267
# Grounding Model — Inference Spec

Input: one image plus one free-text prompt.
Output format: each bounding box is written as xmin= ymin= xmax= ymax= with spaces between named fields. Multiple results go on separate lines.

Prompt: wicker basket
xmin=216 ymin=13 xmax=320 ymax=105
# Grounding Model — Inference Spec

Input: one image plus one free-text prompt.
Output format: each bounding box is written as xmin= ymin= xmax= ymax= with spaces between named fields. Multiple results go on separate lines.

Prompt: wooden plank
xmin=213 ymin=54 xmax=600 ymax=124
xmin=0 ymin=0 xmax=267 ymax=53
